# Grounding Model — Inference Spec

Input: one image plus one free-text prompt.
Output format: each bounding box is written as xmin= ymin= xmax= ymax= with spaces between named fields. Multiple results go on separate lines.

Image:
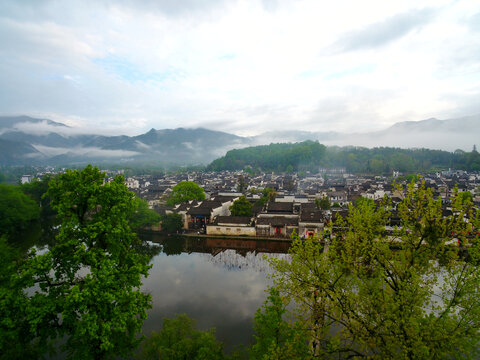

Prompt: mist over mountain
xmin=0 ymin=114 xmax=478 ymax=167
xmin=252 ymin=115 xmax=480 ymax=152
xmin=0 ymin=116 xmax=253 ymax=166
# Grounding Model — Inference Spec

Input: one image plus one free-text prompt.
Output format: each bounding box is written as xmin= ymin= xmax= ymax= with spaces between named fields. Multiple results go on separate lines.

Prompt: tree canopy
xmin=315 ymin=196 xmax=330 ymax=210
xmin=139 ymin=314 xmax=224 ymax=360
xmin=229 ymin=196 xmax=253 ymax=217
xmin=208 ymin=140 xmax=326 ymax=173
xmin=129 ymin=197 xmax=161 ymax=230
xmin=207 ymin=141 xmax=480 ymax=174
xmin=161 ymin=213 xmax=183 ymax=233
xmin=167 ymin=181 xmax=205 ymax=206
xmin=269 ymin=181 xmax=480 ymax=359
xmin=0 ymin=165 xmax=152 ymax=359
xmin=250 ymin=288 xmax=310 ymax=360
xmin=0 ymin=183 xmax=40 ymax=237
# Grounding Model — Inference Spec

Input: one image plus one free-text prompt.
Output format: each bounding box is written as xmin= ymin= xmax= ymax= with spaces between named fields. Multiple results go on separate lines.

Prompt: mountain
xmin=0 ymin=115 xmax=67 ymax=130
xmin=0 ymin=114 xmax=478 ymax=167
xmin=0 ymin=116 xmax=252 ymax=166
xmin=254 ymin=115 xmax=480 ymax=151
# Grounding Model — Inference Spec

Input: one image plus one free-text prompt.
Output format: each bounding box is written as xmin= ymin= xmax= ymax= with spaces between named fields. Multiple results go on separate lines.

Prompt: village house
xmin=298 ymin=203 xmax=325 ymax=238
xmin=206 ymin=216 xmax=255 ymax=236
xmin=255 ymin=214 xmax=299 ymax=238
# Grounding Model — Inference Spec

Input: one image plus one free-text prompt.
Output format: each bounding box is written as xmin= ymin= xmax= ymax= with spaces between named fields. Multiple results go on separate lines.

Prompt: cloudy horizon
xmin=1 ymin=0 xmax=479 ymax=137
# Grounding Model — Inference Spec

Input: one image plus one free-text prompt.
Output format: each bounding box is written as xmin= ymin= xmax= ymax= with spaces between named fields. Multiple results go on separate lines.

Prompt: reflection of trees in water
xmin=161 ymin=235 xmax=185 ymax=255
xmin=8 ymin=216 xmax=59 ymax=254
xmin=201 ymin=250 xmax=291 ymax=272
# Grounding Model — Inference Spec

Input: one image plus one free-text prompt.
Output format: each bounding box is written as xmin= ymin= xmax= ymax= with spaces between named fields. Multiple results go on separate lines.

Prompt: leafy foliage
xmin=230 ymin=196 xmax=253 ymax=217
xmin=161 ymin=213 xmax=184 ymax=233
xmin=1 ymin=165 xmax=152 ymax=359
xmin=207 ymin=142 xmax=480 ymax=174
xmin=167 ymin=181 xmax=205 ymax=206
xmin=250 ymin=288 xmax=310 ymax=360
xmin=129 ymin=197 xmax=161 ymax=230
xmin=237 ymin=175 xmax=248 ymax=194
xmin=315 ymin=196 xmax=330 ymax=210
xmin=139 ymin=314 xmax=224 ymax=360
xmin=208 ymin=141 xmax=326 ymax=172
xmin=0 ymin=184 xmax=40 ymax=237
xmin=21 ymin=174 xmax=56 ymax=217
xmin=269 ymin=182 xmax=480 ymax=359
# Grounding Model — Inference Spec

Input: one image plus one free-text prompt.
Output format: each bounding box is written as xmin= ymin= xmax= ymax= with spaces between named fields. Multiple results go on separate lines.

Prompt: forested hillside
xmin=207 ymin=141 xmax=480 ymax=174
xmin=207 ymin=141 xmax=327 ymax=172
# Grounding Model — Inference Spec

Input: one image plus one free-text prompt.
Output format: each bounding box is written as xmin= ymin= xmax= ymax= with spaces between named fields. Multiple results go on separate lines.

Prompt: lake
xmin=138 ymin=233 xmax=292 ymax=352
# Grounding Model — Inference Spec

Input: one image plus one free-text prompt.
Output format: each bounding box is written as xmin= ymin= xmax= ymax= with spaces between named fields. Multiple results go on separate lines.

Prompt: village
xmin=118 ymin=168 xmax=480 ymax=239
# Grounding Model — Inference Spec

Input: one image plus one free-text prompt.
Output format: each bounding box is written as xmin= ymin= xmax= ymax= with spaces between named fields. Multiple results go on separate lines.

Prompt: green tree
xmin=167 ymin=181 xmax=205 ymax=206
xmin=0 ymin=236 xmax=46 ymax=359
xmin=161 ymin=213 xmax=184 ymax=233
xmin=237 ymin=175 xmax=247 ymax=194
xmin=269 ymin=181 xmax=480 ymax=359
xmin=262 ymin=187 xmax=277 ymax=202
xmin=315 ymin=196 xmax=330 ymax=210
xmin=1 ymin=165 xmax=152 ymax=359
xmin=129 ymin=197 xmax=161 ymax=230
xmin=250 ymin=288 xmax=310 ymax=360
xmin=138 ymin=314 xmax=224 ymax=360
xmin=0 ymin=184 xmax=40 ymax=237
xmin=21 ymin=174 xmax=55 ymax=217
xmin=230 ymin=196 xmax=253 ymax=217
xmin=255 ymin=187 xmax=277 ymax=207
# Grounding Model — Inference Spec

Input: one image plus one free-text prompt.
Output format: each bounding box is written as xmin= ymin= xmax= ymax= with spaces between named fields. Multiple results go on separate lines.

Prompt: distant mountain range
xmin=0 ymin=114 xmax=479 ymax=167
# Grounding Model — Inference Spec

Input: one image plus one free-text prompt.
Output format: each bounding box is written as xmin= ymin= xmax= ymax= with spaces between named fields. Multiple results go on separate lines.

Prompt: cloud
xmin=468 ymin=13 xmax=480 ymax=32
xmin=33 ymin=144 xmax=141 ymax=158
xmin=0 ymin=0 xmax=479 ymax=145
xmin=333 ymin=8 xmax=437 ymax=52
xmin=1 ymin=120 xmax=100 ymax=137
xmin=104 ymin=0 xmax=228 ymax=17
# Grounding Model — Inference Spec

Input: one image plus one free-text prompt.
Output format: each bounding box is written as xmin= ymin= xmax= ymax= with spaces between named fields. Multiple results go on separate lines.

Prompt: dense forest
xmin=207 ymin=141 xmax=480 ymax=174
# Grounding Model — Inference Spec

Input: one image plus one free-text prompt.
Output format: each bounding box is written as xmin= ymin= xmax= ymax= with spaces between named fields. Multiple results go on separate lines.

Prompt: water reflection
xmin=139 ymin=233 xmax=291 ymax=352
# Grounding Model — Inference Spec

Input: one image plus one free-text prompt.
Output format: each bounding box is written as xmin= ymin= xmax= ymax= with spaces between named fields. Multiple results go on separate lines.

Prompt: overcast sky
xmin=0 ymin=0 xmax=479 ymax=136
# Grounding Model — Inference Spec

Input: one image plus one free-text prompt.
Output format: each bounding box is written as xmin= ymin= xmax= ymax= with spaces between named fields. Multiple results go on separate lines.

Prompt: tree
xmin=315 ymin=196 xmax=330 ymax=210
xmin=21 ymin=174 xmax=56 ymax=217
xmin=138 ymin=314 xmax=224 ymax=360
xmin=269 ymin=181 xmax=480 ymax=359
xmin=0 ymin=184 xmax=40 ymax=237
xmin=229 ymin=196 xmax=253 ymax=217
xmin=0 ymin=236 xmax=45 ymax=359
xmin=161 ymin=213 xmax=183 ymax=233
xmin=262 ymin=187 xmax=277 ymax=202
xmin=1 ymin=165 xmax=152 ymax=359
xmin=129 ymin=197 xmax=161 ymax=230
xmin=237 ymin=175 xmax=247 ymax=194
xmin=167 ymin=181 xmax=205 ymax=206
xmin=250 ymin=288 xmax=310 ymax=360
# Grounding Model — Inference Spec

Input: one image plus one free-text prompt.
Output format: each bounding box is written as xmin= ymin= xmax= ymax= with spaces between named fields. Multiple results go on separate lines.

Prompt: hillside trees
xmin=0 ymin=165 xmax=152 ymax=359
xmin=269 ymin=182 xmax=480 ymax=359
xmin=207 ymin=142 xmax=480 ymax=174
xmin=208 ymin=141 xmax=326 ymax=172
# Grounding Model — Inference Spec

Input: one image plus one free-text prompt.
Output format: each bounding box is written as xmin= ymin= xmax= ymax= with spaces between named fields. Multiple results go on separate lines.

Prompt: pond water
xmin=138 ymin=233 xmax=291 ymax=352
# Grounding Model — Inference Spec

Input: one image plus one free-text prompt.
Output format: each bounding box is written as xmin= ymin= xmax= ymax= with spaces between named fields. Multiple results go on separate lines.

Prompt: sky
xmin=0 ymin=0 xmax=479 ymax=136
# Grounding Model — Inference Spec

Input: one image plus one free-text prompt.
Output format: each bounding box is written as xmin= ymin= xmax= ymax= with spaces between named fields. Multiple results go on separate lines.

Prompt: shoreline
xmin=140 ymin=229 xmax=293 ymax=242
